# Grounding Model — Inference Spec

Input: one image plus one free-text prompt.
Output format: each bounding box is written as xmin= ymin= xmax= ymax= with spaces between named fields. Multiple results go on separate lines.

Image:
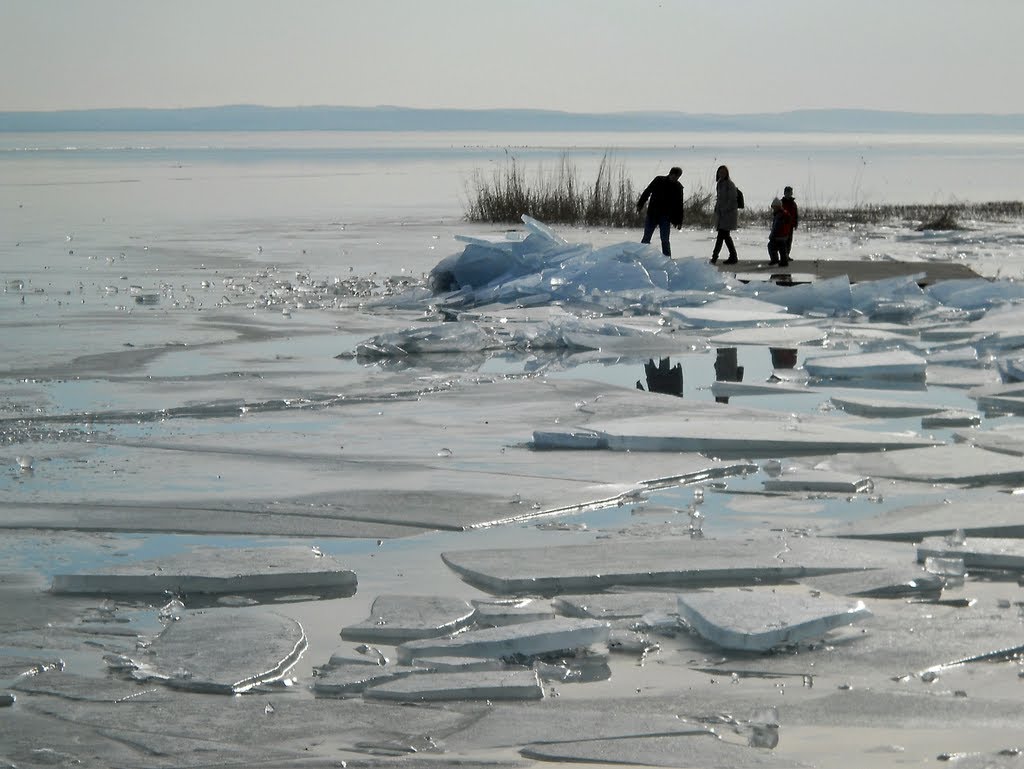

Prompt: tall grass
xmin=465 ymin=152 xmax=1024 ymax=230
xmin=465 ymin=152 xmax=715 ymax=228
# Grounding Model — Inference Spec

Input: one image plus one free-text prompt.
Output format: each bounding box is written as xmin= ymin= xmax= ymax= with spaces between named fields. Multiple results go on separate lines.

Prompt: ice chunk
xmin=520 ymin=731 xmax=801 ymax=767
xmin=759 ymin=274 xmax=854 ymax=317
xmin=339 ymin=595 xmax=475 ymax=644
xmin=471 ymin=597 xmax=555 ymax=627
xmin=829 ymin=394 xmax=945 ymax=418
xmin=800 ymin=567 xmax=943 ymax=599
xmin=823 ymin=445 xmax=1024 ymax=486
xmin=927 ymin=278 xmax=1024 ymax=311
xmin=534 ymin=412 xmax=940 ymax=457
xmin=804 ymin=350 xmax=927 ymax=381
xmin=553 ymin=591 xmax=679 ymax=621
xmin=312 ymin=664 xmax=410 ymax=698
xmin=710 ymin=380 xmax=814 ymax=398
xmin=122 ymin=609 xmax=306 ymax=694
xmin=663 ymin=303 xmax=801 ymax=329
xmin=354 ymin=321 xmax=498 ymax=358
xmin=363 ymin=668 xmax=543 ymax=702
xmin=918 ymin=536 xmax=1024 ymax=571
xmin=825 ymin=494 xmax=1024 ymax=541
xmin=395 ymin=617 xmax=609 ymax=664
xmin=442 ymin=536 xmax=914 ymax=595
xmin=921 ymin=409 xmax=981 ymax=428
xmin=50 ymin=545 xmax=357 ymax=598
xmin=676 ymin=585 xmax=872 ymax=651
xmin=762 ymin=472 xmax=872 ymax=493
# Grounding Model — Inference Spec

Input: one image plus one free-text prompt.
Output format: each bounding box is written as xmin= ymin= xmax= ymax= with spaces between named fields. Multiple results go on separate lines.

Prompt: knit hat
xmin=783 ymin=186 xmax=793 ymax=196
xmin=771 ymin=197 xmax=782 ymax=209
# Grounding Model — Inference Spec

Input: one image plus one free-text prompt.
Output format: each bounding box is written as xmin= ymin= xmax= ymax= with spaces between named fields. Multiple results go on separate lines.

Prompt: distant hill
xmin=2 ymin=105 xmax=1023 ymax=133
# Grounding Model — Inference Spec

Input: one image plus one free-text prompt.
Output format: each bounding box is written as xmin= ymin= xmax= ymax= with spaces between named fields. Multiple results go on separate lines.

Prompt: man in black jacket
xmin=637 ymin=166 xmax=684 ymax=257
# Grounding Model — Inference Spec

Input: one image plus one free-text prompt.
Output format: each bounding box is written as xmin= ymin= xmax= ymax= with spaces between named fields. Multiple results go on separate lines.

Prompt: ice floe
xmin=115 ymin=609 xmax=306 ymax=694
xmin=676 ymin=585 xmax=872 ymax=651
xmin=804 ymin=349 xmax=927 ymax=381
xmin=396 ymin=617 xmax=610 ymax=664
xmin=339 ymin=594 xmax=475 ymax=643
xmin=50 ymin=545 xmax=357 ymax=599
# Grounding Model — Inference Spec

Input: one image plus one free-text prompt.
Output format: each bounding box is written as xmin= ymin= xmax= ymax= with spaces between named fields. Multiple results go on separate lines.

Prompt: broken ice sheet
xmin=821 ymin=445 xmax=1024 ymax=486
xmin=118 ymin=609 xmax=306 ymax=694
xmin=799 ymin=566 xmax=944 ymax=599
xmin=50 ymin=545 xmax=357 ymax=599
xmin=339 ymin=594 xmax=475 ymax=644
xmin=676 ymin=585 xmax=872 ymax=652
xmin=396 ymin=617 xmax=610 ymax=665
xmin=353 ymin=320 xmax=500 ymax=358
xmin=533 ymin=408 xmax=939 ymax=457
xmin=804 ymin=349 xmax=927 ymax=381
xmin=363 ymin=668 xmax=543 ymax=702
xmin=762 ymin=471 xmax=872 ymax=494
xmin=917 ymin=536 xmax=1024 ymax=571
xmin=471 ymin=597 xmax=555 ymax=627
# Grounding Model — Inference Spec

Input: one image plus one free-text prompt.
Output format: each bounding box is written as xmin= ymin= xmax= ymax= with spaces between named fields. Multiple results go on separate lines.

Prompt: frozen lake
xmin=3 ymin=130 xmax=1024 ymax=768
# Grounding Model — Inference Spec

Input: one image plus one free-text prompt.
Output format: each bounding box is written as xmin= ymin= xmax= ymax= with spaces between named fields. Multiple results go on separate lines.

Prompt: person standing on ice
xmin=636 ymin=166 xmax=684 ymax=257
xmin=780 ymin=185 xmax=799 ymax=262
xmin=710 ymin=164 xmax=740 ymax=265
xmin=767 ymin=197 xmax=794 ymax=266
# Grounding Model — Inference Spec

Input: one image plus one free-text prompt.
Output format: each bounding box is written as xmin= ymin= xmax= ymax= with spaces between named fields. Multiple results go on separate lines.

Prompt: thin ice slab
xmin=553 ymin=591 xmax=680 ymax=620
xmin=471 ymin=597 xmax=554 ymax=627
xmin=710 ymin=380 xmax=816 ymax=398
xmin=829 ymin=394 xmax=945 ymax=418
xmin=123 ymin=609 xmax=306 ymax=694
xmin=918 ymin=536 xmax=1024 ymax=571
xmin=363 ymin=668 xmax=543 ymax=702
xmin=535 ymin=414 xmax=940 ymax=457
xmin=662 ymin=304 xmax=801 ymax=328
xmin=804 ymin=350 xmax=927 ymax=381
xmin=339 ymin=594 xmax=475 ymax=643
xmin=762 ymin=471 xmax=872 ymax=493
xmin=51 ymin=545 xmax=357 ymax=597
xmin=825 ymin=494 xmax=1024 ymax=541
xmin=676 ymin=585 xmax=872 ymax=652
xmin=396 ymin=617 xmax=609 ymax=664
xmin=821 ymin=444 xmax=1024 ymax=486
xmin=312 ymin=664 xmax=410 ymax=698
xmin=799 ymin=566 xmax=944 ymax=598
xmin=521 ymin=732 xmax=802 ymax=768
xmin=923 ymin=409 xmax=982 ymax=428
xmin=442 ymin=536 xmax=915 ymax=595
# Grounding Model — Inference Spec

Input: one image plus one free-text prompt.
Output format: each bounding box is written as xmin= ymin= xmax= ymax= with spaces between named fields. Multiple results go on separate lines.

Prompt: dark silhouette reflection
xmin=714 ymin=347 xmax=744 ymax=403
xmin=770 ymin=347 xmax=798 ymax=369
xmin=636 ymin=356 xmax=683 ymax=397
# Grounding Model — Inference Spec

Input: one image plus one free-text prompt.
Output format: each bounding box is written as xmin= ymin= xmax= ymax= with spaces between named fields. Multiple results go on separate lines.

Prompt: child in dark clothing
xmin=768 ymin=198 xmax=794 ymax=266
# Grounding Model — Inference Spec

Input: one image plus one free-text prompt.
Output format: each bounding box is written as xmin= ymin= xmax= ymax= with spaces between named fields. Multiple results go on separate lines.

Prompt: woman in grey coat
xmin=710 ymin=164 xmax=739 ymax=264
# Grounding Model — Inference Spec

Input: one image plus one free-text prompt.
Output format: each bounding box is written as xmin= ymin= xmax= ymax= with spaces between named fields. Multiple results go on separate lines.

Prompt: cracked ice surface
xmin=12 ymin=204 xmax=1024 ymax=768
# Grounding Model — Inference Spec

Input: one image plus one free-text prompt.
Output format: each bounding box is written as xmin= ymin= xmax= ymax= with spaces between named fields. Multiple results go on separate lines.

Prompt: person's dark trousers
xmin=642 ymin=215 xmax=672 ymax=256
xmin=712 ymin=229 xmax=737 ymax=261
xmin=768 ymin=238 xmax=789 ymax=265
xmin=781 ymin=235 xmax=793 ymax=261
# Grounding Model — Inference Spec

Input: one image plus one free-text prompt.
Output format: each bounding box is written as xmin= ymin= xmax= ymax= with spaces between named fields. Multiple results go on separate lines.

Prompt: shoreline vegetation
xmin=465 ymin=153 xmax=1024 ymax=231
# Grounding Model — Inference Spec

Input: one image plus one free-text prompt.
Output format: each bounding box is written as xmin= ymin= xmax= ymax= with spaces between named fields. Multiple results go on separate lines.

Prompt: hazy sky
xmin=3 ymin=0 xmax=1022 ymax=114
